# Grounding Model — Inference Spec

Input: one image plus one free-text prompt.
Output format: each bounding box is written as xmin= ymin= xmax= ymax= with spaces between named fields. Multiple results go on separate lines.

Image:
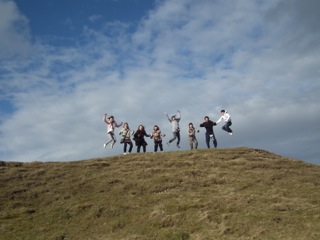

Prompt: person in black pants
xmin=200 ymin=116 xmax=217 ymax=148
xmin=133 ymin=125 xmax=150 ymax=153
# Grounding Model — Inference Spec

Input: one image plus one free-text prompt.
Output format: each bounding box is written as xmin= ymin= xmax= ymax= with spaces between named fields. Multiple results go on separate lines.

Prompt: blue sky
xmin=0 ymin=0 xmax=319 ymax=165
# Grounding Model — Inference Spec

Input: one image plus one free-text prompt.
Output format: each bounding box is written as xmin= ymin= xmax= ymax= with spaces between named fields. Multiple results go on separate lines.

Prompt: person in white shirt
xmin=216 ymin=110 xmax=233 ymax=135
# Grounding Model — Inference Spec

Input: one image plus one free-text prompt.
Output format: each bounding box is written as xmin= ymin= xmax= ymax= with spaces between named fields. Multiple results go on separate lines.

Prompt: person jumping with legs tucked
xmin=216 ymin=110 xmax=233 ymax=135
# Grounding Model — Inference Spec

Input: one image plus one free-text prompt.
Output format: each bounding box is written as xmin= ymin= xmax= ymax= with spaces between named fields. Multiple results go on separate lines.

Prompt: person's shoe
xmin=103 ymin=143 xmax=107 ymax=149
xmin=229 ymin=132 xmax=233 ymax=136
xmin=177 ymin=144 xmax=180 ymax=148
xmin=167 ymin=142 xmax=170 ymax=146
xmin=123 ymin=152 xmax=127 ymax=155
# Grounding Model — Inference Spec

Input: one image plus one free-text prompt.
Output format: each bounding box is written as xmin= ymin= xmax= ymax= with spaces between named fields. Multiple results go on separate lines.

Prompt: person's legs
xmin=124 ymin=143 xmax=127 ymax=153
xmin=142 ymin=144 xmax=147 ymax=153
xmin=189 ymin=138 xmax=193 ymax=150
xmin=176 ymin=131 xmax=181 ymax=147
xmin=105 ymin=132 xmax=116 ymax=147
xmin=194 ymin=138 xmax=198 ymax=149
xmin=128 ymin=142 xmax=133 ymax=153
xmin=205 ymin=133 xmax=210 ymax=148
xmin=137 ymin=145 xmax=141 ymax=153
xmin=169 ymin=132 xmax=177 ymax=143
xmin=159 ymin=142 xmax=163 ymax=151
xmin=154 ymin=142 xmax=158 ymax=152
xmin=211 ymin=132 xmax=218 ymax=148
xmin=223 ymin=122 xmax=232 ymax=133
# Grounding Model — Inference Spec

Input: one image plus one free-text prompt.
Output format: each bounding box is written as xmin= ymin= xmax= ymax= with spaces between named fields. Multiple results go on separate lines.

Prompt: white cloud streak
xmin=0 ymin=0 xmax=319 ymax=164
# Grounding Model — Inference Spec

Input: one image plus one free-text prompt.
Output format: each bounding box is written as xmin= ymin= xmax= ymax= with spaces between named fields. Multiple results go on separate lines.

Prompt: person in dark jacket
xmin=133 ymin=125 xmax=150 ymax=153
xmin=200 ymin=116 xmax=217 ymax=148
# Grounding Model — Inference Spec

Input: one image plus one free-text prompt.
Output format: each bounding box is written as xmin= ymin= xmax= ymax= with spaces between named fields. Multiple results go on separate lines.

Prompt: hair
xmin=189 ymin=123 xmax=194 ymax=127
xmin=108 ymin=115 xmax=114 ymax=120
xmin=171 ymin=115 xmax=176 ymax=120
xmin=204 ymin=116 xmax=209 ymax=120
xmin=221 ymin=110 xmax=225 ymax=113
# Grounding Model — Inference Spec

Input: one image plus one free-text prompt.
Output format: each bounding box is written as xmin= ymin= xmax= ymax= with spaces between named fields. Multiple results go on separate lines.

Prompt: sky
xmin=0 ymin=0 xmax=319 ymax=165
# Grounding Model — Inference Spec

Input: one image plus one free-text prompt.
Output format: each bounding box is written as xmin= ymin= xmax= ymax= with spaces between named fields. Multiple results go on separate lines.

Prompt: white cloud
xmin=0 ymin=0 xmax=320 ymax=165
xmin=0 ymin=0 xmax=32 ymax=59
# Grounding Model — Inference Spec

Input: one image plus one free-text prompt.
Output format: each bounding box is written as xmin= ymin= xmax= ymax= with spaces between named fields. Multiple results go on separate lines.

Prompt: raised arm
xmin=164 ymin=112 xmax=172 ymax=122
xmin=176 ymin=110 xmax=181 ymax=120
xmin=103 ymin=113 xmax=109 ymax=124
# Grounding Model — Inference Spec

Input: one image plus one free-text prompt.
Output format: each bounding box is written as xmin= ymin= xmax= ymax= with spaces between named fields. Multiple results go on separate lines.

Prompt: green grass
xmin=0 ymin=147 xmax=319 ymax=239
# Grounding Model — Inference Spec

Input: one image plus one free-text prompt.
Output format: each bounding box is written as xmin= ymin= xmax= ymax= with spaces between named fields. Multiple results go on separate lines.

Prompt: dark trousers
xmin=205 ymin=133 xmax=217 ymax=148
xmin=222 ymin=121 xmax=232 ymax=133
xmin=137 ymin=144 xmax=146 ymax=153
xmin=124 ymin=142 xmax=133 ymax=153
xmin=154 ymin=141 xmax=163 ymax=152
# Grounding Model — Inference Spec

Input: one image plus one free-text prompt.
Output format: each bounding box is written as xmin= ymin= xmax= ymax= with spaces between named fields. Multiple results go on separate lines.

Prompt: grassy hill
xmin=0 ymin=147 xmax=319 ymax=240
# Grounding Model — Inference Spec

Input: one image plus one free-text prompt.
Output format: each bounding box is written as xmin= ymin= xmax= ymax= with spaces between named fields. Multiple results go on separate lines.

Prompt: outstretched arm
xmin=115 ymin=121 xmax=123 ymax=128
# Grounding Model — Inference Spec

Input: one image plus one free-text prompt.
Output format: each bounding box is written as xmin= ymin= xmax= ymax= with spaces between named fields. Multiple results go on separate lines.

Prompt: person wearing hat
xmin=103 ymin=113 xmax=123 ymax=149
xmin=200 ymin=116 xmax=217 ymax=148
xmin=164 ymin=110 xmax=181 ymax=148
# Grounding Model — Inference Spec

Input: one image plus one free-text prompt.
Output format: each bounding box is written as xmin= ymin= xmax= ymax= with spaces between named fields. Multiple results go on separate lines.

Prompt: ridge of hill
xmin=0 ymin=147 xmax=319 ymax=240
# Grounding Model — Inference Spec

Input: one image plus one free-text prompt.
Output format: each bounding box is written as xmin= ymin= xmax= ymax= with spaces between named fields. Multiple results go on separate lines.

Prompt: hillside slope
xmin=0 ymin=147 xmax=319 ymax=240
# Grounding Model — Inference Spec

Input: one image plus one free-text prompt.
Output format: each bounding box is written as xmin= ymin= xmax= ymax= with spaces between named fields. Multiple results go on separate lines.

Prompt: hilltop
xmin=0 ymin=147 xmax=319 ymax=240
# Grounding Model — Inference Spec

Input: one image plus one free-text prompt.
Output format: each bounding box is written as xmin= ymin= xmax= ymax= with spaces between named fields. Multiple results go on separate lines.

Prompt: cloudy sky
xmin=0 ymin=0 xmax=319 ymax=165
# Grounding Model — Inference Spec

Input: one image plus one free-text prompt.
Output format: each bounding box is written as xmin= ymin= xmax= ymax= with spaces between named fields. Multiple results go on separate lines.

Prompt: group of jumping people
xmin=103 ymin=110 xmax=233 ymax=154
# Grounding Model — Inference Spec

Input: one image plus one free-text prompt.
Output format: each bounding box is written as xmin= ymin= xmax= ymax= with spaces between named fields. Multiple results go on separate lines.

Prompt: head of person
xmin=153 ymin=125 xmax=159 ymax=131
xmin=171 ymin=115 xmax=176 ymax=121
xmin=108 ymin=116 xmax=114 ymax=122
xmin=138 ymin=125 xmax=144 ymax=131
xmin=204 ymin=116 xmax=209 ymax=122
xmin=220 ymin=110 xmax=226 ymax=115
xmin=124 ymin=122 xmax=129 ymax=129
xmin=189 ymin=123 xmax=194 ymax=128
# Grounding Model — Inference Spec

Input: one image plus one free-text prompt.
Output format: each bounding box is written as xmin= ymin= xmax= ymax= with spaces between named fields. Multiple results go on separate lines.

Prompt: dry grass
xmin=0 ymin=147 xmax=319 ymax=239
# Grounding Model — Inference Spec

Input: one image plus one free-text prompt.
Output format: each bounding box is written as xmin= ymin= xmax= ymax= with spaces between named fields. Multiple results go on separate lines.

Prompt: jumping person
xmin=216 ymin=110 xmax=233 ymax=135
xmin=119 ymin=122 xmax=135 ymax=154
xmin=200 ymin=116 xmax=217 ymax=148
xmin=150 ymin=125 xmax=166 ymax=152
xmin=165 ymin=110 xmax=181 ymax=148
xmin=103 ymin=113 xmax=123 ymax=149
xmin=188 ymin=123 xmax=199 ymax=150
xmin=133 ymin=125 xmax=150 ymax=153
